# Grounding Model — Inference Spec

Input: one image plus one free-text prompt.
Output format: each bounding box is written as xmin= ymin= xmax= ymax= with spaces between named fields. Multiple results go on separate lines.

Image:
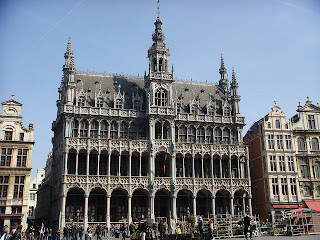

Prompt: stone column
xmin=172 ymin=195 xmax=177 ymax=219
xmin=171 ymin=154 xmax=176 ymax=180
xmin=230 ymin=196 xmax=234 ymax=216
xmin=242 ymin=194 xmax=246 ymax=215
xmin=237 ymin=157 xmax=240 ymax=178
xmin=128 ymin=195 xmax=132 ymax=224
xmin=75 ymin=152 xmax=79 ymax=175
xmin=84 ymin=193 xmax=89 ymax=231
xmin=192 ymin=154 xmax=195 ymax=179
xmin=212 ymin=196 xmax=216 ymax=217
xmin=248 ymin=195 xmax=252 ymax=216
xmin=150 ymin=195 xmax=155 ymax=222
xmin=106 ymin=195 xmax=111 ymax=228
xmin=107 ymin=154 xmax=111 ymax=176
xmin=193 ymin=195 xmax=196 ymax=216
xmin=182 ymin=155 xmax=185 ymax=178
xmin=210 ymin=156 xmax=214 ymax=178
xmin=86 ymin=151 xmax=90 ymax=176
xmin=60 ymin=193 xmax=67 ymax=235
xmin=129 ymin=151 xmax=132 ymax=177
xmin=201 ymin=156 xmax=204 ymax=178
xmin=228 ymin=155 xmax=232 ymax=179
xmin=139 ymin=153 xmax=142 ymax=177
xmin=97 ymin=151 xmax=100 ymax=176
xmin=219 ymin=158 xmax=222 ymax=178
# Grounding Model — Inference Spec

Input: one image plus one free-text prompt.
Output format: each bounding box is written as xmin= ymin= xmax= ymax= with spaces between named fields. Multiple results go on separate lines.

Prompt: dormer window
xmin=5 ymin=131 xmax=12 ymax=141
xmin=224 ymin=106 xmax=231 ymax=116
xmin=97 ymin=97 xmax=104 ymax=108
xmin=190 ymin=104 xmax=198 ymax=115
xmin=78 ymin=95 xmax=85 ymax=107
xmin=133 ymin=99 xmax=141 ymax=110
xmin=115 ymin=99 xmax=123 ymax=109
xmin=155 ymin=88 xmax=168 ymax=107
xmin=207 ymin=106 xmax=215 ymax=116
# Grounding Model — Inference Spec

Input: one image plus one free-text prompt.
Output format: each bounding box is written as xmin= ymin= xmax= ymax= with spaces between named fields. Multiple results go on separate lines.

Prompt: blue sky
xmin=1 ymin=0 xmax=319 ymax=179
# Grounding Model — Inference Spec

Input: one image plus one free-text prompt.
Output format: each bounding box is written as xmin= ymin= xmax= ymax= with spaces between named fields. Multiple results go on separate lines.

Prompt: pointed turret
xmin=230 ymin=68 xmax=241 ymax=116
xmin=219 ymin=55 xmax=228 ymax=91
xmin=145 ymin=17 xmax=173 ymax=85
xmin=63 ymin=38 xmax=75 ymax=73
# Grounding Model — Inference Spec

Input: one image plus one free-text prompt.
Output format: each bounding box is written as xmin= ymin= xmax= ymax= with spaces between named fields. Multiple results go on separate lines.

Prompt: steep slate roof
xmin=73 ymin=72 xmax=224 ymax=113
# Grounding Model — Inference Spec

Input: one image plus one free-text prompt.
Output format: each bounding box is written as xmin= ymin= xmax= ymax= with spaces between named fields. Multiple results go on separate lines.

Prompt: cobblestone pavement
xmin=246 ymin=235 xmax=320 ymax=240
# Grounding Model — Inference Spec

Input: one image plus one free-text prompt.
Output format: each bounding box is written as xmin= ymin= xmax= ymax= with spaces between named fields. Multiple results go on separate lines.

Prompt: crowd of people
xmin=0 ymin=215 xmax=253 ymax=240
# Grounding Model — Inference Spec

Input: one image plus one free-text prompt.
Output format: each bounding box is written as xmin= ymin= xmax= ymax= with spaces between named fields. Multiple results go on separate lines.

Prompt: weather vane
xmin=157 ymin=0 xmax=160 ymax=18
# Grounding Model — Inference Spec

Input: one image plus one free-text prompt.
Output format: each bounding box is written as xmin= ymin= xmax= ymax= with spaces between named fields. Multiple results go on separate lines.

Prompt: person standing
xmin=243 ymin=215 xmax=252 ymax=240
xmin=95 ymin=224 xmax=101 ymax=240
xmin=0 ymin=225 xmax=9 ymax=240
xmin=39 ymin=224 xmax=45 ymax=240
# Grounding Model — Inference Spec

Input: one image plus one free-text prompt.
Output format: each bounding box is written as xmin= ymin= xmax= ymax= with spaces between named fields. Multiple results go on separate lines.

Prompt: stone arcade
xmin=50 ymin=17 xmax=252 ymax=232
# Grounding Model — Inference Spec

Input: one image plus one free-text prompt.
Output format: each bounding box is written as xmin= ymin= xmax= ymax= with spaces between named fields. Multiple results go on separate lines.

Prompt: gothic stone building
xmin=50 ymin=17 xmax=251 ymax=231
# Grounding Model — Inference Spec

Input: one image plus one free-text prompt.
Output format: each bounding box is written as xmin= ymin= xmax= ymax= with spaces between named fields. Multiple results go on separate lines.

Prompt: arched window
xmin=214 ymin=128 xmax=222 ymax=143
xmin=96 ymin=97 xmax=104 ymax=108
xmin=205 ymin=127 xmax=213 ymax=143
xmin=196 ymin=127 xmax=205 ymax=143
xmin=267 ymin=123 xmax=271 ymax=128
xmin=275 ymin=120 xmax=280 ymax=129
xmin=159 ymin=58 xmax=163 ymax=71
xmin=138 ymin=123 xmax=146 ymax=139
xmin=231 ymin=129 xmax=238 ymax=144
xmin=120 ymin=122 xmax=128 ymax=139
xmin=90 ymin=120 xmax=99 ymax=138
xmin=110 ymin=121 xmax=118 ymax=139
xmin=304 ymin=186 xmax=311 ymax=196
xmin=314 ymin=161 xmax=320 ymax=179
xmin=223 ymin=128 xmax=230 ymax=144
xmin=100 ymin=120 xmax=108 ymax=138
xmin=129 ymin=122 xmax=137 ymax=139
xmin=79 ymin=120 xmax=89 ymax=137
xmin=298 ymin=138 xmax=306 ymax=150
xmin=155 ymin=88 xmax=168 ymax=107
xmin=311 ymin=138 xmax=319 ymax=151
xmin=179 ymin=125 xmax=187 ymax=142
xmin=317 ymin=186 xmax=320 ymax=196
xmin=133 ymin=99 xmax=141 ymax=110
xmin=78 ymin=95 xmax=85 ymax=107
xmin=187 ymin=126 xmax=196 ymax=143
xmin=155 ymin=121 xmax=169 ymax=139
xmin=72 ymin=120 xmax=79 ymax=137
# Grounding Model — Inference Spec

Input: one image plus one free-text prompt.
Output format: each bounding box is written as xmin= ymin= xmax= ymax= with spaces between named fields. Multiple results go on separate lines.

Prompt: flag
xmin=164 ymin=153 xmax=167 ymax=175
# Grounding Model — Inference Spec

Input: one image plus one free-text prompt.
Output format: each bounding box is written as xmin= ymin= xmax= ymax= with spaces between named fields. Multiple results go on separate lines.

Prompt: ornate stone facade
xmin=291 ymin=98 xmax=320 ymax=206
xmin=0 ymin=96 xmax=34 ymax=231
xmin=50 ymin=17 xmax=251 ymax=232
xmin=244 ymin=102 xmax=302 ymax=222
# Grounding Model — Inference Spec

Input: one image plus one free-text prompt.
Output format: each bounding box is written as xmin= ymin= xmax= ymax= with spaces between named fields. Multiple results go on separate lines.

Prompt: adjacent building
xmin=48 ymin=16 xmax=251 ymax=233
xmin=291 ymin=98 xmax=320 ymax=209
xmin=28 ymin=168 xmax=45 ymax=220
xmin=36 ymin=152 xmax=53 ymax=227
xmin=244 ymin=102 xmax=302 ymax=221
xmin=0 ymin=96 xmax=34 ymax=231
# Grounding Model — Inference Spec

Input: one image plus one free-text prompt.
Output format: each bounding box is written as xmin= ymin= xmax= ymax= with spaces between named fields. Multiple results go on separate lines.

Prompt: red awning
xmin=273 ymin=205 xmax=299 ymax=209
xmin=304 ymin=201 xmax=320 ymax=212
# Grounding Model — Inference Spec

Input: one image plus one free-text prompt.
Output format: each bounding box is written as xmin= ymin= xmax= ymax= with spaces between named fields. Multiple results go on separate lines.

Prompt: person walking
xmin=39 ymin=224 xmax=45 ymax=240
xmin=243 ymin=215 xmax=252 ymax=240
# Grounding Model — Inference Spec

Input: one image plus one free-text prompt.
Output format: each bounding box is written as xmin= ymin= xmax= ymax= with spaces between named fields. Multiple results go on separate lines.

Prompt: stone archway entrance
xmin=155 ymin=189 xmax=170 ymax=220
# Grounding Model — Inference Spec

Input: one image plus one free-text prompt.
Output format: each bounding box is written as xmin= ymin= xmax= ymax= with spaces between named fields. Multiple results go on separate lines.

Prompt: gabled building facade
xmin=50 ymin=17 xmax=251 ymax=233
xmin=244 ymin=102 xmax=302 ymax=221
xmin=291 ymin=98 xmax=320 ymax=209
xmin=0 ymin=96 xmax=34 ymax=231
xmin=28 ymin=168 xmax=45 ymax=220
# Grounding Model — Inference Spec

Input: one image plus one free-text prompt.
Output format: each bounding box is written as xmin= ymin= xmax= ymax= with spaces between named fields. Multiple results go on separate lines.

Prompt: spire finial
xmin=67 ymin=38 xmax=71 ymax=54
xmin=274 ymin=100 xmax=277 ymax=106
xmin=232 ymin=67 xmax=237 ymax=83
xmin=11 ymin=94 xmax=14 ymax=100
xmin=157 ymin=0 xmax=160 ymax=18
